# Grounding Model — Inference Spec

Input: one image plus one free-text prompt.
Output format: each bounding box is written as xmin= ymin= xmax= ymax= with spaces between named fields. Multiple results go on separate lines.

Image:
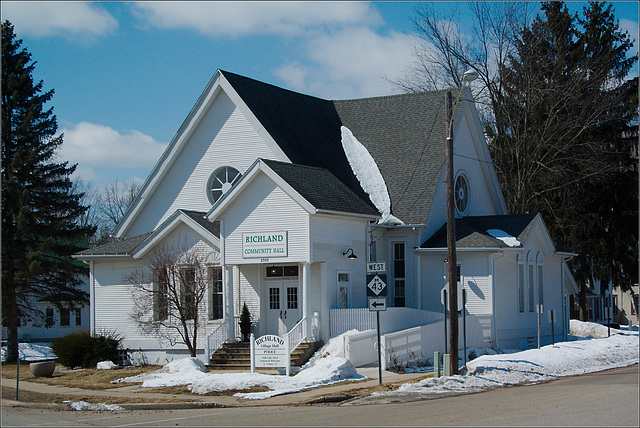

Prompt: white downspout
xmin=491 ymin=251 xmax=505 ymax=350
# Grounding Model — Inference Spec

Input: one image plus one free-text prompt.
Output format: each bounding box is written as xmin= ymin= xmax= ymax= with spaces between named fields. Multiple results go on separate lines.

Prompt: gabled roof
xmin=334 ymin=90 xmax=464 ymax=225
xmin=421 ymin=213 xmax=538 ymax=249
xmin=207 ymin=159 xmax=380 ymax=221
xmin=261 ymin=159 xmax=380 ymax=217
xmin=222 ymin=71 xmax=465 ymax=225
xmin=74 ymin=232 xmax=153 ymax=258
xmin=74 ymin=210 xmax=219 ymax=259
xmin=112 ymin=69 xmax=477 ymax=238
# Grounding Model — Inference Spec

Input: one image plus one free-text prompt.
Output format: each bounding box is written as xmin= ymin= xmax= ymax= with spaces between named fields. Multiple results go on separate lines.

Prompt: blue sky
xmin=2 ymin=1 xmax=638 ymax=189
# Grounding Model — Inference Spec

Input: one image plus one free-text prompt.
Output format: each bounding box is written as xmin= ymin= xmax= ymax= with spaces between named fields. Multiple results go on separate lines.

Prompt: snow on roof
xmin=341 ymin=126 xmax=403 ymax=225
xmin=486 ymin=229 xmax=522 ymax=247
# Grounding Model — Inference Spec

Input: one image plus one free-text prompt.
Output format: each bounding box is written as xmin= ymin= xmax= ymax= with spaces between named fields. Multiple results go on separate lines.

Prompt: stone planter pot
xmin=29 ymin=360 xmax=56 ymax=377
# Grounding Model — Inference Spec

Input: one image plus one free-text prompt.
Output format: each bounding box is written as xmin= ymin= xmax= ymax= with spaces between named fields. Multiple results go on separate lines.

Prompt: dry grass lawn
xmin=1 ymin=362 xmax=161 ymax=390
xmin=1 ymin=362 xmax=430 ymax=405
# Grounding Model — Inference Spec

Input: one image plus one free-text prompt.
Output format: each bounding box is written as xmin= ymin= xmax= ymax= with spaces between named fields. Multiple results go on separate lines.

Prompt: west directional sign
xmin=369 ymin=297 xmax=387 ymax=311
xmin=366 ymin=273 xmax=387 ymax=297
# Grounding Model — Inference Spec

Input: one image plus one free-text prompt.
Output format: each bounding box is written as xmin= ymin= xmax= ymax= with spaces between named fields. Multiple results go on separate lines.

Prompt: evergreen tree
xmin=2 ymin=21 xmax=96 ymax=362
xmin=492 ymin=2 xmax=638 ymax=319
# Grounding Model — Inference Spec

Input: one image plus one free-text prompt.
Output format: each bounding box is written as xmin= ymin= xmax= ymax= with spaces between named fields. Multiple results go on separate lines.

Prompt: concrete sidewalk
xmin=1 ymin=367 xmax=429 ymax=410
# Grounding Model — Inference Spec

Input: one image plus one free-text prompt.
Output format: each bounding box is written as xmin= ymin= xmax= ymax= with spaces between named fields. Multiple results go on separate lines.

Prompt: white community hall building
xmin=74 ymin=70 xmax=579 ymax=368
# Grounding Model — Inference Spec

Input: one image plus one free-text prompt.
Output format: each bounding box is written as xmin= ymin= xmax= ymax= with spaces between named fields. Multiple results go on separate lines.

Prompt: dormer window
xmin=455 ymin=172 xmax=470 ymax=216
xmin=208 ymin=166 xmax=241 ymax=204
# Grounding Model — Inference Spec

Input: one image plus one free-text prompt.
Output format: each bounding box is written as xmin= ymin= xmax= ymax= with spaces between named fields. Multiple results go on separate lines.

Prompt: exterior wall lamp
xmin=342 ymin=248 xmax=357 ymax=259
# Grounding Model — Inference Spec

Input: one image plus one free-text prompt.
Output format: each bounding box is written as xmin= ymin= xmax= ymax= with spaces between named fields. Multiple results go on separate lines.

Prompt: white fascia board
xmin=457 ymin=87 xmax=508 ymax=215
xmin=526 ymin=214 xmax=560 ymax=256
xmin=114 ymin=71 xmax=226 ymax=237
xmin=131 ymin=211 xmax=219 ymax=259
xmin=72 ymin=254 xmax=133 ymax=260
xmin=207 ymin=160 xmax=317 ymax=222
xmin=218 ymin=74 xmax=290 ymax=163
xmin=563 ymin=263 xmax=580 ymax=294
xmin=414 ymin=247 xmax=505 ymax=253
xmin=315 ymin=209 xmax=380 ymax=221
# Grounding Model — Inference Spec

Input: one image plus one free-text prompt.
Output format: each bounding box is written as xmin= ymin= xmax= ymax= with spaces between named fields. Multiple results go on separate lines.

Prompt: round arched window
xmin=454 ymin=173 xmax=470 ymax=215
xmin=207 ymin=166 xmax=241 ymax=204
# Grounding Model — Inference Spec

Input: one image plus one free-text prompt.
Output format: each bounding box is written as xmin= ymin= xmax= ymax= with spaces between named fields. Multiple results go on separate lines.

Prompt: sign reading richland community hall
xmin=242 ymin=231 xmax=288 ymax=258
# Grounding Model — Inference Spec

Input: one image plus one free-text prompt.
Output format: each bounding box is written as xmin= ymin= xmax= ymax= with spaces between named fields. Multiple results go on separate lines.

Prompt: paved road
xmin=2 ymin=365 xmax=637 ymax=427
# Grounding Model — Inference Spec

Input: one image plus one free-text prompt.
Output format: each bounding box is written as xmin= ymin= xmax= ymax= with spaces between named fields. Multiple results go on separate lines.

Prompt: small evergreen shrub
xmin=51 ymin=330 xmax=123 ymax=369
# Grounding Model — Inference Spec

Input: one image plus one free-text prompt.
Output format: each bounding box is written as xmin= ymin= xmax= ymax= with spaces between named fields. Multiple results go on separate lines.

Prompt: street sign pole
xmin=376 ymin=311 xmax=382 ymax=385
xmin=367 ymin=264 xmax=387 ymax=386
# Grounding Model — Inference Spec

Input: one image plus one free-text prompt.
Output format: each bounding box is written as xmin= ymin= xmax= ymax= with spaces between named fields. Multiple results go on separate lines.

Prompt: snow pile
xmin=1 ymin=342 xmax=55 ymax=362
xmin=340 ymin=126 xmax=403 ymax=225
xmin=64 ymin=400 xmax=124 ymax=411
xmin=112 ymin=333 xmax=364 ymax=400
xmin=570 ymin=319 xmax=620 ymax=338
xmin=486 ymin=229 xmax=521 ymax=247
xmin=348 ymin=323 xmax=638 ymax=405
xmin=112 ymin=357 xmax=207 ymax=388
xmin=96 ymin=361 xmax=118 ymax=370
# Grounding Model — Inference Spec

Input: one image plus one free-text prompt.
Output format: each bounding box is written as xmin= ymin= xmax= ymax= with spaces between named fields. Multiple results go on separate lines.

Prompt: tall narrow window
xmin=60 ymin=308 xmax=70 ymax=326
xmin=208 ymin=266 xmax=223 ymax=321
xmin=518 ymin=263 xmax=525 ymax=313
xmin=75 ymin=308 xmax=82 ymax=326
xmin=287 ymin=287 xmax=298 ymax=310
xmin=393 ymin=242 xmax=405 ymax=307
xmin=528 ymin=264 xmax=535 ymax=312
xmin=537 ymin=265 xmax=544 ymax=308
xmin=181 ymin=268 xmax=196 ymax=320
xmin=338 ymin=272 xmax=350 ymax=309
xmin=45 ymin=307 xmax=54 ymax=327
xmin=154 ymin=268 xmax=169 ymax=321
xmin=269 ymin=287 xmax=280 ymax=309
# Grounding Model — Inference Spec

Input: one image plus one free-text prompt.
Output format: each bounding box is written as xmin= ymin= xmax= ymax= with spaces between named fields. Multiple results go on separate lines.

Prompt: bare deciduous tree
xmin=101 ymin=178 xmax=142 ymax=229
xmin=126 ymin=244 xmax=212 ymax=357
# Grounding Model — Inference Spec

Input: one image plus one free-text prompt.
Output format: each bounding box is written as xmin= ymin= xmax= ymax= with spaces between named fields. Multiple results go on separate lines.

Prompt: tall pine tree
xmin=491 ymin=2 xmax=638 ymax=320
xmin=2 ymin=21 xmax=96 ymax=362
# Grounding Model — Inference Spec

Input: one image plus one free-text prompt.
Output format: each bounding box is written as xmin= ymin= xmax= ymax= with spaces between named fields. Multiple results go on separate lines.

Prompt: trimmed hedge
xmin=51 ymin=330 xmax=122 ymax=369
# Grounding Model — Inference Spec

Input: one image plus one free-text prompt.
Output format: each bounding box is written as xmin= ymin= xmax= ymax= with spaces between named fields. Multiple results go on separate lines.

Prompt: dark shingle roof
xmin=222 ymin=71 xmax=374 ymax=212
xmin=222 ymin=70 xmax=466 ymax=225
xmin=421 ymin=213 xmax=538 ymax=249
xmin=75 ymin=232 xmax=153 ymax=256
xmin=261 ymin=159 xmax=380 ymax=217
xmin=179 ymin=210 xmax=220 ymax=236
xmin=334 ymin=90 xmax=464 ymax=225
xmin=76 ymin=211 xmax=219 ymax=257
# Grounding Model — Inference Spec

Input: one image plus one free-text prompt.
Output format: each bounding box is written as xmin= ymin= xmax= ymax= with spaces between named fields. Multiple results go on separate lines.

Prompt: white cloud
xmin=56 ymin=122 xmax=167 ymax=174
xmin=620 ymin=18 xmax=639 ymax=56
xmin=1 ymin=1 xmax=117 ymax=38
xmin=132 ymin=2 xmax=381 ymax=37
xmin=275 ymin=28 xmax=416 ymax=99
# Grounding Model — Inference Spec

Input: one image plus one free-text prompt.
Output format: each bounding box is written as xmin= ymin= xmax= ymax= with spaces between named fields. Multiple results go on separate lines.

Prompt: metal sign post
xmin=548 ymin=309 xmax=556 ymax=345
xmin=462 ymin=288 xmax=467 ymax=367
xmin=537 ymin=303 xmax=543 ymax=349
xmin=367 ymin=263 xmax=387 ymax=385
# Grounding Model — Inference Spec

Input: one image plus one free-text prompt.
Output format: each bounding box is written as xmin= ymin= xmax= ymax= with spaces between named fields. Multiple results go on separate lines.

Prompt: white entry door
xmin=266 ymin=281 xmax=300 ymax=336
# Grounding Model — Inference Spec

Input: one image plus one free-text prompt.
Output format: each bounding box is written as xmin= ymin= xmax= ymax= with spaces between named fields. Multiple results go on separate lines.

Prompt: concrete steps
xmin=209 ymin=339 xmax=323 ymax=370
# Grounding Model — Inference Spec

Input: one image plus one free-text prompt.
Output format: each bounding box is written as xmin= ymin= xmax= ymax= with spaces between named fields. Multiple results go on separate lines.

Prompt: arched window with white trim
xmin=517 ymin=253 xmax=525 ymax=313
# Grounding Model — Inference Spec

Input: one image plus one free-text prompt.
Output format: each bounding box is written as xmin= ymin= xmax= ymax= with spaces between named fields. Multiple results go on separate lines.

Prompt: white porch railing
xmin=205 ymin=319 xmax=229 ymax=360
xmin=285 ymin=317 xmax=307 ymax=354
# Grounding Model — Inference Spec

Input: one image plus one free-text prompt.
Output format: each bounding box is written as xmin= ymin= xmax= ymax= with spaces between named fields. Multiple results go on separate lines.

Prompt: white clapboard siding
xmin=127 ymin=91 xmax=281 ymax=237
xmin=223 ymin=173 xmax=309 ymax=265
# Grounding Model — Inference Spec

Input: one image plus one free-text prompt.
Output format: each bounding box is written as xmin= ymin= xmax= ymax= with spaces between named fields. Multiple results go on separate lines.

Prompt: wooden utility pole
xmin=445 ymin=90 xmax=459 ymax=376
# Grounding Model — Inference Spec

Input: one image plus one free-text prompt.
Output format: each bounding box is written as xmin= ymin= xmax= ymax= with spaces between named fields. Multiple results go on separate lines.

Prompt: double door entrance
xmin=266 ymin=280 xmax=300 ymax=336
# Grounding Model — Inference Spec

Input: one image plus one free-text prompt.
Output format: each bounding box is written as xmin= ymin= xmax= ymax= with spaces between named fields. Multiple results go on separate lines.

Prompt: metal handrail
xmin=205 ymin=319 xmax=229 ymax=360
xmin=285 ymin=317 xmax=307 ymax=354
